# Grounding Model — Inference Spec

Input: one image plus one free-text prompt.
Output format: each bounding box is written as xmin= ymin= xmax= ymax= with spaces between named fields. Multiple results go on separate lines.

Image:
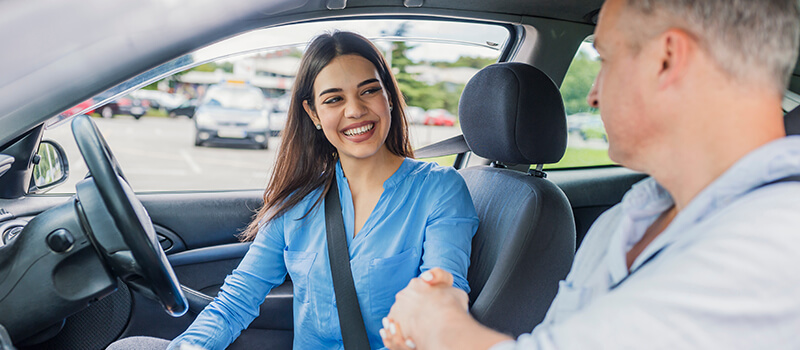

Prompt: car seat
xmin=457 ymin=62 xmax=576 ymax=337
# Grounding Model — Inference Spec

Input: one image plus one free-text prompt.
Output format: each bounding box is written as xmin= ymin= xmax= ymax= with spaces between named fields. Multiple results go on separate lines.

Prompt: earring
xmin=315 ymin=124 xmax=322 ymax=130
xmin=389 ymin=105 xmax=393 ymax=112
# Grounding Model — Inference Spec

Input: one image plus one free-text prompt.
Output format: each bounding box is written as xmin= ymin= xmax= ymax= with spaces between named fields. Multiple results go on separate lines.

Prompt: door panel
xmin=117 ymin=190 xmax=294 ymax=345
xmin=549 ymin=166 xmax=647 ymax=248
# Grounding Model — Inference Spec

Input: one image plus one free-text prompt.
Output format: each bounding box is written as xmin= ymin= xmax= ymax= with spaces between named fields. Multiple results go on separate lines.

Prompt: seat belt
xmin=414 ymin=134 xmax=470 ymax=159
xmin=325 ymin=175 xmax=371 ymax=350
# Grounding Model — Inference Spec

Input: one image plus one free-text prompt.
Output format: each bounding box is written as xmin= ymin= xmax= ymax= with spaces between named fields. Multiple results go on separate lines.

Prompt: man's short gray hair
xmin=625 ymin=0 xmax=800 ymax=92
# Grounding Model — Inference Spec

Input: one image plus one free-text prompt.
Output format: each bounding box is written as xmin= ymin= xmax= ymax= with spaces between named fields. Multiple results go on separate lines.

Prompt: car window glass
xmin=41 ymin=19 xmax=510 ymax=193
xmin=546 ymin=39 xmax=615 ymax=169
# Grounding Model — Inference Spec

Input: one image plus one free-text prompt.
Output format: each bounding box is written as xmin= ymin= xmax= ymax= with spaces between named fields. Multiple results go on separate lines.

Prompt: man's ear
xmin=303 ymin=100 xmax=319 ymax=125
xmin=656 ymin=28 xmax=694 ymax=89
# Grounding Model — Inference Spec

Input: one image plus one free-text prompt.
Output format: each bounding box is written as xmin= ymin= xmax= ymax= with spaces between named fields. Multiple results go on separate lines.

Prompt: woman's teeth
xmin=343 ymin=123 xmax=374 ymax=136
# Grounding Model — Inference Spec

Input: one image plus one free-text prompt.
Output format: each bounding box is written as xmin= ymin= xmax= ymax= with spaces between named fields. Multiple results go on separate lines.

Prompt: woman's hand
xmin=381 ymin=317 xmax=417 ymax=349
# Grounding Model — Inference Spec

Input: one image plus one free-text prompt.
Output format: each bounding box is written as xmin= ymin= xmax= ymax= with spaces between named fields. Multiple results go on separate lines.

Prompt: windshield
xmin=202 ymin=86 xmax=263 ymax=110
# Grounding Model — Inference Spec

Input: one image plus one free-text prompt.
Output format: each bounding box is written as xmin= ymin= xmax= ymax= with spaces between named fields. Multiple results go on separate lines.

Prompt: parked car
xmin=62 ymin=99 xmax=95 ymax=117
xmin=405 ymin=105 xmax=426 ymax=124
xmin=567 ymin=112 xmax=607 ymax=142
xmin=193 ymin=83 xmax=270 ymax=149
xmin=167 ymin=98 xmax=198 ymax=118
xmin=94 ymin=95 xmax=149 ymax=119
xmin=268 ymin=96 xmax=290 ymax=136
xmin=130 ymin=90 xmax=187 ymax=111
xmin=424 ymin=108 xmax=457 ymax=126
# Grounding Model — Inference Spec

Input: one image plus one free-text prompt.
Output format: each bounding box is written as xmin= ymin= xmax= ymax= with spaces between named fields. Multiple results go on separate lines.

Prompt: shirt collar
xmin=334 ymin=157 xmax=414 ymax=190
xmin=611 ymin=136 xmax=800 ymax=279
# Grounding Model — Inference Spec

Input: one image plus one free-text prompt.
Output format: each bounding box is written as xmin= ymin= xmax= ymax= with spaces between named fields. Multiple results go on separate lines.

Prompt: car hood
xmin=0 ymin=0 xmax=305 ymax=148
xmin=197 ymin=106 xmax=264 ymax=121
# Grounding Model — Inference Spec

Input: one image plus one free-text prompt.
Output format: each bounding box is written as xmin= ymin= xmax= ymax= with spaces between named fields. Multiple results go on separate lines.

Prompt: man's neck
xmin=645 ymin=98 xmax=785 ymax=211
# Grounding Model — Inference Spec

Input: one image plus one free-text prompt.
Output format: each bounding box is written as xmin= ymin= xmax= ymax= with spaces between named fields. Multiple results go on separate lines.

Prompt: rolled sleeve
xmin=420 ymin=169 xmax=479 ymax=293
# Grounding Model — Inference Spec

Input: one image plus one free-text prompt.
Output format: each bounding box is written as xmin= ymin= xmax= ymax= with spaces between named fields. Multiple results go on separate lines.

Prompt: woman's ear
xmin=303 ymin=100 xmax=320 ymax=125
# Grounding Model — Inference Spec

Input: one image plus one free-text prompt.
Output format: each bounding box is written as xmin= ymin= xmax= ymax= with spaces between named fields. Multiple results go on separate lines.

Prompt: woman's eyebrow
xmin=318 ymin=87 xmax=342 ymax=97
xmin=318 ymin=78 xmax=380 ymax=97
xmin=357 ymin=78 xmax=379 ymax=88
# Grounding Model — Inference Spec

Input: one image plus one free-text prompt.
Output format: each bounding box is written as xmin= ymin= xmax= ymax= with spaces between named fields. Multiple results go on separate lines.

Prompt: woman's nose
xmin=344 ymin=98 xmax=368 ymax=119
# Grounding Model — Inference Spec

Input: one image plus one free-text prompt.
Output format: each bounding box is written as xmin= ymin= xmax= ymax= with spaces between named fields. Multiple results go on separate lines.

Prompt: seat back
xmin=458 ymin=63 xmax=576 ymax=336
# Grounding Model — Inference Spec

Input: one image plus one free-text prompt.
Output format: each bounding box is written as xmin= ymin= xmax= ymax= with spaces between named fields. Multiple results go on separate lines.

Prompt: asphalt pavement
xmin=42 ymin=115 xmax=460 ymax=193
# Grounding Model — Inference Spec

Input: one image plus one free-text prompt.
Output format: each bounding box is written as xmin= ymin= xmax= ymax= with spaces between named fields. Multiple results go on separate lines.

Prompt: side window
xmin=41 ymin=19 xmax=510 ymax=193
xmin=547 ymin=39 xmax=614 ymax=169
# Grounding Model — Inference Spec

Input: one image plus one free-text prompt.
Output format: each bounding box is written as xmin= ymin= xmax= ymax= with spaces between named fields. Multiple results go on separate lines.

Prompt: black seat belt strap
xmin=325 ymin=175 xmax=371 ymax=350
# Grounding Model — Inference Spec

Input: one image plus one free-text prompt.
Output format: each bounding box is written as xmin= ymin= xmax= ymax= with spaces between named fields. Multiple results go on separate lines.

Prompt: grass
xmin=545 ymin=148 xmax=614 ymax=169
xmin=417 ymin=154 xmax=457 ymax=167
xmin=418 ymin=148 xmax=614 ymax=169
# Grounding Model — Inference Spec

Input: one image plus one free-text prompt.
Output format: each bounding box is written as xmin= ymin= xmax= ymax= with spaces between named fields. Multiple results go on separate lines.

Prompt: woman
xmin=113 ymin=31 xmax=478 ymax=350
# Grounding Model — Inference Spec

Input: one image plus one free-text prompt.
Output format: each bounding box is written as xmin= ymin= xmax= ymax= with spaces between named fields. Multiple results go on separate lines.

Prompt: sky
xmin=199 ymin=19 xmax=510 ymax=65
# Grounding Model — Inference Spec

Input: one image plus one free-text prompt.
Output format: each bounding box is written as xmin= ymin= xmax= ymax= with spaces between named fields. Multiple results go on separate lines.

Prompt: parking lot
xmin=43 ymin=115 xmax=461 ymax=193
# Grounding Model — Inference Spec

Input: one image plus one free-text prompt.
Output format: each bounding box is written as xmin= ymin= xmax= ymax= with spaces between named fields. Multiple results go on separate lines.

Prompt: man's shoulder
xmin=706 ymin=180 xmax=800 ymax=232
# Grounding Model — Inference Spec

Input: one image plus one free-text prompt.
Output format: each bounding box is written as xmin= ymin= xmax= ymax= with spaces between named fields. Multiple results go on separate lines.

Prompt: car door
xmin=15 ymin=18 xmax=515 ymax=350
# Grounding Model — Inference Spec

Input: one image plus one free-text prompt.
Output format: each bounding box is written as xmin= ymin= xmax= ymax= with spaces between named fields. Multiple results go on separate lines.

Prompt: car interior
xmin=2 ymin=0 xmax=799 ymax=349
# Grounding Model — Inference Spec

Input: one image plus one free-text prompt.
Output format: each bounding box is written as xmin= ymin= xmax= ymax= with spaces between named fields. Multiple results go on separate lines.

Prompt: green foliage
xmin=392 ymin=42 xmax=483 ymax=116
xmin=429 ymin=56 xmax=496 ymax=69
xmin=391 ymin=42 xmax=415 ymax=73
xmin=560 ymin=51 xmax=601 ymax=115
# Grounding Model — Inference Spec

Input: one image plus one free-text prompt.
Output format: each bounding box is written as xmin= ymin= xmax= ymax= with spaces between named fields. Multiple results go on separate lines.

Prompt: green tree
xmin=560 ymin=51 xmax=601 ymax=115
xmin=430 ymin=56 xmax=496 ymax=69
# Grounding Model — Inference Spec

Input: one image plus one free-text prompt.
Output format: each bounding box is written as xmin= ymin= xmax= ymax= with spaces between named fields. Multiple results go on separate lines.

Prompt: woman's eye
xmin=362 ymin=87 xmax=382 ymax=95
xmin=322 ymin=96 xmax=342 ymax=104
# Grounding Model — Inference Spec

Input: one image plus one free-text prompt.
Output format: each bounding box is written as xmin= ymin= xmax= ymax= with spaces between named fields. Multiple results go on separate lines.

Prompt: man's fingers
xmin=420 ymin=267 xmax=454 ymax=287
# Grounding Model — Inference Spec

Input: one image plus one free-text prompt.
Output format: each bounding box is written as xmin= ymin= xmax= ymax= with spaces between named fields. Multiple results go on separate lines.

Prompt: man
xmin=381 ymin=0 xmax=800 ymax=349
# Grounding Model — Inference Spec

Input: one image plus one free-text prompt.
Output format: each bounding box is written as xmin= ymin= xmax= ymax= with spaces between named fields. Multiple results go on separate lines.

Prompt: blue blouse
xmin=169 ymin=158 xmax=479 ymax=349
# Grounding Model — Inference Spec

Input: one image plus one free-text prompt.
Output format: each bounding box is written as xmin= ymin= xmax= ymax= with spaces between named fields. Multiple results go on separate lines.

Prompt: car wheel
xmin=194 ymin=133 xmax=203 ymax=147
xmin=133 ymin=114 xmax=143 ymax=120
xmin=169 ymin=112 xmax=177 ymax=118
xmin=100 ymin=106 xmax=114 ymax=119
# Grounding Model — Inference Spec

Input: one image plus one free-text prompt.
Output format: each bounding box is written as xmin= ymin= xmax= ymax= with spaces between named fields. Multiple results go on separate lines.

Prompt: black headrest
xmin=458 ymin=62 xmax=567 ymax=165
xmin=786 ymin=104 xmax=800 ymax=136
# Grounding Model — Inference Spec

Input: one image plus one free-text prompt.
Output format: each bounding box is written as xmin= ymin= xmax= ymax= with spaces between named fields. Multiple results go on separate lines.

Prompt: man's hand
xmin=382 ymin=268 xmax=512 ymax=350
xmin=381 ymin=268 xmax=468 ymax=349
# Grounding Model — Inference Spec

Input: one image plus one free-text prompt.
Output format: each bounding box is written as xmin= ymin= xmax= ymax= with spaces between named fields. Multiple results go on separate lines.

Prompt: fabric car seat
xmin=457 ymin=63 xmax=576 ymax=337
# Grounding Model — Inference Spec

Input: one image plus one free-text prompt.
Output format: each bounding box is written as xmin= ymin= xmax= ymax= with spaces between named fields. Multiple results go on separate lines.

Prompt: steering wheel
xmin=71 ymin=115 xmax=187 ymax=317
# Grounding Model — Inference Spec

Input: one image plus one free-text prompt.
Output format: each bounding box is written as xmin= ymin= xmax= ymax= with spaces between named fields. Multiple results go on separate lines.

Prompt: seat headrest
xmin=458 ymin=62 xmax=567 ymax=165
xmin=786 ymin=104 xmax=800 ymax=136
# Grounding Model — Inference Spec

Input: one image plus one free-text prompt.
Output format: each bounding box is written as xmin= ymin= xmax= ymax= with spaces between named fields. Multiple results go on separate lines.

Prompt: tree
xmin=560 ymin=51 xmax=601 ymax=115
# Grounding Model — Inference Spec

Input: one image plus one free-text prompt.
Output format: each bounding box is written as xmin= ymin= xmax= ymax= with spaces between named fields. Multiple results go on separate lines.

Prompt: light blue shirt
xmin=493 ymin=136 xmax=800 ymax=349
xmin=171 ymin=158 xmax=478 ymax=350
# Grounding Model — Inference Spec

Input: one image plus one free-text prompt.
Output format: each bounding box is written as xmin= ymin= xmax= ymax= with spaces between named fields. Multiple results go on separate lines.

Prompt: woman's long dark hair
xmin=240 ymin=31 xmax=414 ymax=241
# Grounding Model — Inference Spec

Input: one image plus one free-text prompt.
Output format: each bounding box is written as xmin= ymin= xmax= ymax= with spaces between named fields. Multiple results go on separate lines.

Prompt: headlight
xmin=249 ymin=115 xmax=269 ymax=130
xmin=194 ymin=112 xmax=214 ymax=129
